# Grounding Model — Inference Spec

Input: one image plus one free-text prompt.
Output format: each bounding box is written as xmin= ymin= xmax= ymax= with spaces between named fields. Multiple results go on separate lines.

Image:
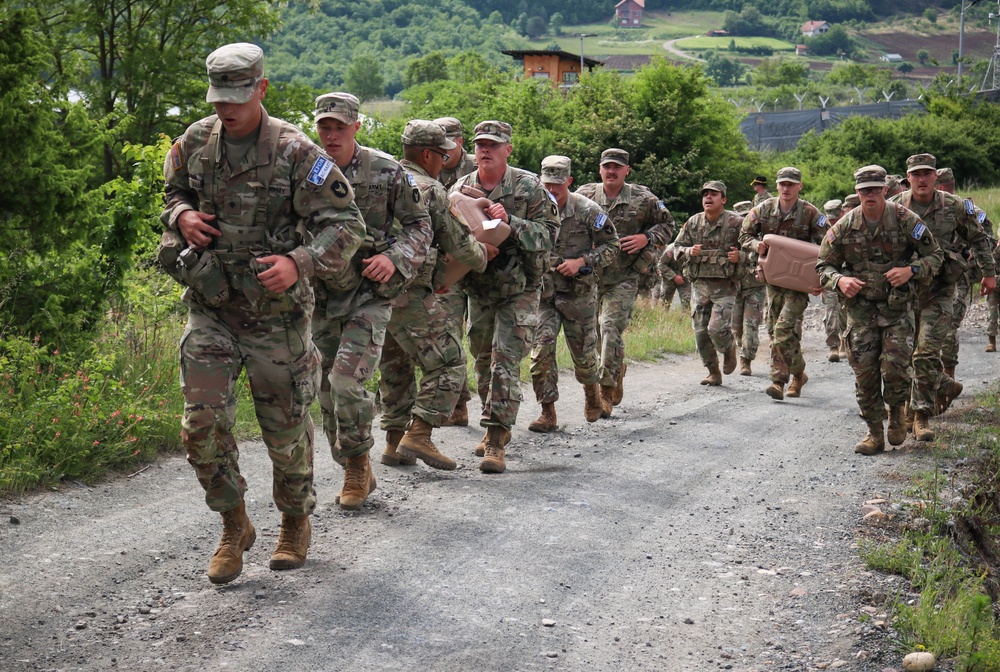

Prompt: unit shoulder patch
xmin=594 ymin=213 xmax=608 ymax=230
xmin=913 ymin=222 xmax=927 ymax=240
xmin=308 ymin=156 xmax=334 ymax=186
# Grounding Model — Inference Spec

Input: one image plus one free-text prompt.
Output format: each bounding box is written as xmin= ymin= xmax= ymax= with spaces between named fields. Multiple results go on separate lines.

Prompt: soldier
xmin=576 ymin=149 xmax=674 ymax=411
xmin=313 ymin=92 xmax=433 ymax=507
xmin=739 ymin=167 xmax=826 ymax=400
xmin=656 ymin=244 xmax=691 ymax=312
xmin=731 ymin=200 xmax=766 ymax=376
xmin=528 ymin=155 xmax=620 ymax=431
xmin=377 ymin=120 xmax=495 ymax=470
xmin=889 ymin=154 xmax=995 ymax=440
xmin=451 ymin=121 xmax=559 ymax=473
xmin=935 ymin=167 xmax=994 ymax=410
xmin=751 ymin=176 xmax=772 ymax=206
xmin=987 ymin=239 xmax=1000 ymax=353
xmin=817 ymin=165 xmax=942 ymax=455
xmin=821 ymin=199 xmax=847 ymax=363
xmin=159 ymin=43 xmax=365 ymax=583
xmin=434 ymin=116 xmax=479 ymax=427
xmin=672 ymin=181 xmax=744 ymax=385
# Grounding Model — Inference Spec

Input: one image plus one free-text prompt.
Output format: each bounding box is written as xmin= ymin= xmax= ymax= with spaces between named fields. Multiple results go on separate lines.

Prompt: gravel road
xmin=2 ymin=299 xmax=996 ymax=672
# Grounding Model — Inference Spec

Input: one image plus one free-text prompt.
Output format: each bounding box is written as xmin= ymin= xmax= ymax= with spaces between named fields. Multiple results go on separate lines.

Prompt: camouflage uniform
xmin=575 ymin=181 xmax=674 ymax=388
xmin=378 ymin=158 xmax=488 ymax=430
xmin=732 ymin=248 xmax=766 ymax=364
xmin=889 ymin=188 xmax=995 ymax=414
xmin=438 ymin=149 xmax=477 ymax=191
xmin=656 ymin=244 xmax=692 ymax=311
xmin=739 ymin=194 xmax=826 ymax=386
xmin=753 ymin=190 xmax=773 ymax=206
xmin=673 ymin=207 xmax=744 ymax=369
xmin=988 ymin=239 xmax=1000 ymax=343
xmin=821 ymin=200 xmax=847 ymax=357
xmin=817 ymin=202 xmax=941 ymax=424
xmin=161 ymin=105 xmax=365 ymax=516
xmin=942 ymin=205 xmax=993 ymax=371
xmin=530 ymin=192 xmax=620 ymax=403
xmin=314 ymin=139 xmax=432 ymax=460
xmin=452 ymin=166 xmax=559 ymax=430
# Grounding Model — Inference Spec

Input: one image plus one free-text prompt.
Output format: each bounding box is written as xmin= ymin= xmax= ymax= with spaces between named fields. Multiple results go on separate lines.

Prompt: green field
xmin=676 ymin=36 xmax=796 ymax=51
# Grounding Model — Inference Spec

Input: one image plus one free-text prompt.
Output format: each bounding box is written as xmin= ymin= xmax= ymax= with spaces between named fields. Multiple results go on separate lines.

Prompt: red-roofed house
xmin=801 ymin=20 xmax=830 ymax=37
xmin=616 ymin=0 xmax=644 ymax=28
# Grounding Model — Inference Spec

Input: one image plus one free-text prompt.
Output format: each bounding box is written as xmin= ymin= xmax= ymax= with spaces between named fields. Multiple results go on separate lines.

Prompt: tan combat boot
xmin=529 ymin=402 xmax=558 ymax=433
xmin=913 ymin=411 xmax=935 ymax=442
xmin=786 ymin=372 xmax=808 ymax=398
xmin=600 ymin=386 xmax=615 ymax=418
xmin=612 ymin=363 xmax=627 ymax=406
xmin=339 ymin=453 xmax=376 ymax=510
xmin=904 ymin=402 xmax=914 ymax=433
xmin=380 ymin=429 xmax=415 ymax=466
xmin=739 ymin=357 xmax=752 ymax=376
xmin=269 ymin=513 xmax=311 ymax=570
xmin=474 ymin=427 xmax=511 ymax=456
xmin=987 ymin=335 xmax=997 ymax=353
xmin=700 ymin=364 xmax=722 ymax=386
xmin=443 ymin=400 xmax=469 ymax=427
xmin=765 ymin=381 xmax=785 ymax=400
xmin=207 ymin=501 xmax=256 ymax=585
xmin=398 ymin=417 xmax=457 ymax=470
xmin=887 ymin=405 xmax=907 ymax=446
xmin=828 ymin=347 xmax=840 ymax=363
xmin=722 ymin=345 xmax=737 ymax=375
xmin=583 ymin=384 xmax=602 ymax=423
xmin=854 ymin=422 xmax=885 ymax=455
xmin=936 ymin=380 xmax=963 ymax=415
xmin=479 ymin=426 xmax=508 ymax=473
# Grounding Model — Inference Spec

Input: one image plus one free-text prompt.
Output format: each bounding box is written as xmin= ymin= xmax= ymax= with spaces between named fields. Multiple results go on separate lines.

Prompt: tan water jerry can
xmin=440 ymin=186 xmax=511 ymax=288
xmin=759 ymin=233 xmax=821 ymax=293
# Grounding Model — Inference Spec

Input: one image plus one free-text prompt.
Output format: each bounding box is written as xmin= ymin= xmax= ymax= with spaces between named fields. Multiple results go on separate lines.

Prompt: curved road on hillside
xmin=663 ymin=37 xmax=705 ymax=63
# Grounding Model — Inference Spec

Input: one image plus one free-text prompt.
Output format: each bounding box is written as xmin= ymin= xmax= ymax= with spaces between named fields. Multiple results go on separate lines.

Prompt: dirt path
xmin=1 ymin=300 xmax=996 ymax=671
xmin=663 ymin=38 xmax=705 ymax=63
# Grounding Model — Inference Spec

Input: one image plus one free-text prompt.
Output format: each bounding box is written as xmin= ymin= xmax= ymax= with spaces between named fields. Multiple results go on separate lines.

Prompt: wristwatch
xmin=910 ymin=265 xmax=919 ymax=276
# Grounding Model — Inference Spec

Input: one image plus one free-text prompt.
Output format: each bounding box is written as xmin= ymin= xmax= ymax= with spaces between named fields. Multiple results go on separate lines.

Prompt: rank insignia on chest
xmin=913 ymin=222 xmax=927 ymax=239
xmin=308 ymin=156 xmax=334 ymax=186
xmin=594 ymin=213 xmax=608 ymax=230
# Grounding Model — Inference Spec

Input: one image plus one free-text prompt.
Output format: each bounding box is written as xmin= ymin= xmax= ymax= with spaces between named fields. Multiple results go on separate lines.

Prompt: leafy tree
xmin=515 ymin=12 xmax=528 ymax=35
xmin=404 ymin=52 xmax=449 ymax=89
xmin=550 ymin=12 xmax=563 ymax=36
xmin=345 ymin=53 xmax=385 ymax=102
xmin=825 ymin=62 xmax=894 ymax=89
xmin=526 ymin=15 xmax=547 ymax=38
xmin=917 ymin=49 xmax=930 ymax=65
xmin=705 ymin=52 xmax=748 ymax=87
xmin=806 ymin=25 xmax=854 ymax=57
xmin=752 ymin=57 xmax=810 ymax=87
xmin=924 ymin=8 xmax=937 ymax=23
xmin=897 ymin=62 xmax=914 ymax=73
xmin=450 ymin=51 xmax=495 ymax=83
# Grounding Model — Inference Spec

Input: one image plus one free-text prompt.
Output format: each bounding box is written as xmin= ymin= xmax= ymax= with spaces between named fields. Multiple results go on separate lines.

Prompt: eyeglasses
xmin=427 ymin=149 xmax=450 ymax=161
xmin=857 ymin=187 xmax=884 ymax=195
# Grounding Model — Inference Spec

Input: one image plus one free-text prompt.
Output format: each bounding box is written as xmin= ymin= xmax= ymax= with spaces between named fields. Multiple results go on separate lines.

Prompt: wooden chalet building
xmin=501 ymin=50 xmax=604 ymax=87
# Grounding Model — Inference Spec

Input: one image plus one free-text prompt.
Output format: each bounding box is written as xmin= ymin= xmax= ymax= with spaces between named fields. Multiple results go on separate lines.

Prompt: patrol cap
xmin=540 ymin=155 xmax=572 ymax=184
xmin=733 ymin=200 xmax=753 ymax=214
xmin=886 ymin=174 xmax=904 ymax=193
xmin=854 ymin=164 xmax=887 ymax=190
xmin=775 ymin=167 xmax=802 ymax=184
xmin=600 ymin=148 xmax=630 ymax=166
xmin=936 ymin=167 xmax=955 ymax=184
xmin=401 ymin=119 xmax=457 ymax=150
xmin=701 ymin=180 xmax=727 ymax=197
xmin=750 ymin=175 xmax=767 ymax=187
xmin=843 ymin=194 xmax=861 ymax=209
xmin=823 ymin=199 xmax=843 ymax=216
xmin=434 ymin=117 xmax=464 ymax=139
xmin=205 ymin=43 xmax=264 ymax=104
xmin=314 ymin=92 xmax=360 ymax=125
xmin=906 ymin=153 xmax=936 ymax=173
xmin=473 ymin=120 xmax=512 ymax=144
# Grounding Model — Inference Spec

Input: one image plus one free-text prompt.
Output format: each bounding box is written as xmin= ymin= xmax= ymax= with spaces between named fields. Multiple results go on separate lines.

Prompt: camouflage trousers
xmin=942 ymin=274 xmax=973 ymax=370
xmin=911 ymin=283 xmax=956 ymax=414
xmin=180 ymin=299 xmax=319 ymax=516
xmin=467 ymin=288 xmax=541 ymax=430
xmin=378 ymin=286 xmax=465 ymax=431
xmin=438 ymin=284 xmax=473 ymax=407
xmin=766 ymin=286 xmax=809 ymax=384
xmin=658 ymin=276 xmax=692 ymax=312
xmin=844 ymin=299 xmax=914 ymax=423
xmin=690 ymin=279 xmax=738 ymax=368
xmin=529 ymin=286 xmax=600 ymax=404
xmin=733 ymin=283 xmax=765 ymax=362
xmin=822 ymin=288 xmax=846 ymax=349
xmin=313 ymin=295 xmax=393 ymax=460
xmin=989 ymin=291 xmax=1000 ymax=337
xmin=597 ymin=276 xmax=640 ymax=388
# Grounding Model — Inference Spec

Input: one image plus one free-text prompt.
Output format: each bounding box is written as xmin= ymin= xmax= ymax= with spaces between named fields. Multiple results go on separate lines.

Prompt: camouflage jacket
xmin=673 ymin=210 xmax=745 ymax=281
xmin=817 ymin=203 xmax=942 ymax=305
xmin=438 ymin=149 xmax=477 ymax=191
xmin=574 ymin=182 xmax=674 ymax=285
xmin=451 ymin=165 xmax=559 ymax=300
xmin=546 ymin=192 xmax=620 ymax=295
xmin=739 ymin=197 xmax=827 ymax=255
xmin=752 ymin=190 xmax=773 ymax=206
xmin=400 ymin=159 xmax=488 ymax=291
xmin=889 ymin=190 xmax=996 ymax=287
xmin=656 ymin=244 xmax=685 ymax=279
xmin=321 ymin=142 xmax=433 ymax=314
xmin=161 ymin=107 xmax=365 ymax=309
